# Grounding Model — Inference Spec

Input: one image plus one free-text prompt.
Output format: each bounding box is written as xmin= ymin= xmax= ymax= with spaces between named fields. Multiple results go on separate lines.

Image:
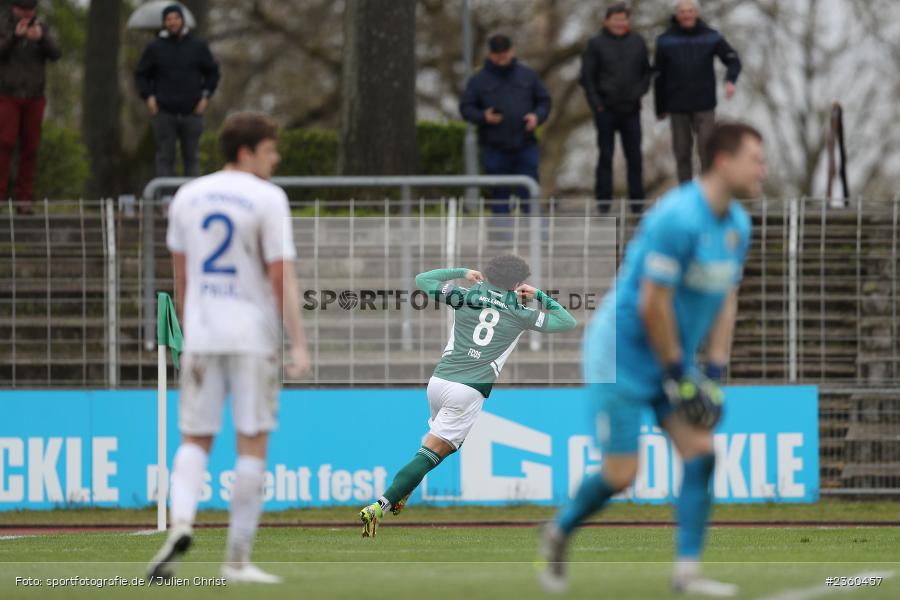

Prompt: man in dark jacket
xmin=581 ymin=2 xmax=651 ymax=213
xmin=460 ymin=35 xmax=551 ymax=213
xmin=135 ymin=4 xmax=220 ymax=178
xmin=0 ymin=0 xmax=61 ymax=214
xmin=655 ymin=0 xmax=741 ymax=182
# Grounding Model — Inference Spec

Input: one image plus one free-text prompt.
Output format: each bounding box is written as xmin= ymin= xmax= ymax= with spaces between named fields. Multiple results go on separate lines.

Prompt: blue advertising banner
xmin=0 ymin=385 xmax=818 ymax=510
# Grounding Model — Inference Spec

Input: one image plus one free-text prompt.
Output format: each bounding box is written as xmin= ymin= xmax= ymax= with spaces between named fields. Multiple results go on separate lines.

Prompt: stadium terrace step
xmin=844 ymin=423 xmax=900 ymax=441
xmin=839 ymin=462 xmax=900 ymax=479
xmin=0 ymin=281 xmax=108 ymax=297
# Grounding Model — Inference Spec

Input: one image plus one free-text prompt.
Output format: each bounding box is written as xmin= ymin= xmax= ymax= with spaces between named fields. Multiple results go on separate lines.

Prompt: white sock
xmin=169 ymin=443 xmax=208 ymax=527
xmin=673 ymin=558 xmax=700 ymax=580
xmin=225 ymin=455 xmax=266 ymax=566
xmin=378 ymin=496 xmax=391 ymax=512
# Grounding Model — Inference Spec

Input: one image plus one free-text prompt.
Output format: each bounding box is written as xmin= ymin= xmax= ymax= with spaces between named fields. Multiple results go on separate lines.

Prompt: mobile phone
xmin=28 ymin=16 xmax=37 ymax=26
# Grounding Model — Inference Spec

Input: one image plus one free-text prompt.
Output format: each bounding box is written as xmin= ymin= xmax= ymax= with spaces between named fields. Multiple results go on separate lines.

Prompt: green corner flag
xmin=157 ymin=292 xmax=184 ymax=369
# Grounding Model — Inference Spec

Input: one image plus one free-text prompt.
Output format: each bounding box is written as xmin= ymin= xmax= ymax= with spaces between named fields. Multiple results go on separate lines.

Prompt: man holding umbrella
xmin=134 ymin=3 xmax=220 ymax=178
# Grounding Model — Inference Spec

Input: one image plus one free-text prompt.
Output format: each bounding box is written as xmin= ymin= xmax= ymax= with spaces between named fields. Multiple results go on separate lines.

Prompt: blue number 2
xmin=201 ymin=213 xmax=237 ymax=274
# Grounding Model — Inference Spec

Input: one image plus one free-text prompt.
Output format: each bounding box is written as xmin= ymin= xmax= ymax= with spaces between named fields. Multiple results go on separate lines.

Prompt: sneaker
xmin=672 ymin=561 xmax=738 ymax=597
xmin=536 ymin=522 xmax=568 ymax=594
xmin=221 ymin=563 xmax=283 ymax=584
xmin=672 ymin=576 xmax=738 ymax=597
xmin=146 ymin=523 xmax=193 ymax=583
xmin=390 ymin=494 xmax=410 ymax=516
xmin=359 ymin=502 xmax=383 ymax=538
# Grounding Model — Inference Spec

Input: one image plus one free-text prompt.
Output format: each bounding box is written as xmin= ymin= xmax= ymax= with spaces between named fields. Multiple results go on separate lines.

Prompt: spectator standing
xmin=580 ymin=2 xmax=651 ymax=213
xmin=460 ymin=35 xmax=551 ymax=213
xmin=0 ymin=0 xmax=61 ymax=215
xmin=135 ymin=3 xmax=219 ymax=178
xmin=654 ymin=0 xmax=741 ymax=182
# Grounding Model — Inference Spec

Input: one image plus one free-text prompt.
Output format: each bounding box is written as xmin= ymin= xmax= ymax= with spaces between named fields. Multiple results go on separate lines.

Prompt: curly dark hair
xmin=484 ymin=255 xmax=531 ymax=290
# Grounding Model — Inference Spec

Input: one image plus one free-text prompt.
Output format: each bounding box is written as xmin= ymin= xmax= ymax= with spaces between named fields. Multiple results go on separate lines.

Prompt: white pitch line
xmin=0 ymin=535 xmax=25 ymax=540
xmin=755 ymin=570 xmax=895 ymax=600
xmin=130 ymin=529 xmax=161 ymax=536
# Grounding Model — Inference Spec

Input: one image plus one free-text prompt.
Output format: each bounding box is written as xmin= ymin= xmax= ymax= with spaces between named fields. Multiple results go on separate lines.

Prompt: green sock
xmin=382 ymin=447 xmax=443 ymax=506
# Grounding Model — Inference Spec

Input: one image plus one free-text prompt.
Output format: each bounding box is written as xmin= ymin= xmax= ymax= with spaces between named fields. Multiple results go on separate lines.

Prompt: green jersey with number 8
xmin=416 ymin=268 xmax=577 ymax=397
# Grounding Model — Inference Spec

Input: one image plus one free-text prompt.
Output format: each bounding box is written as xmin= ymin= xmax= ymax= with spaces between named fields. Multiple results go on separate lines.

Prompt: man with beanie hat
xmin=135 ymin=3 xmax=220 ymax=178
xmin=0 ymin=0 xmax=61 ymax=214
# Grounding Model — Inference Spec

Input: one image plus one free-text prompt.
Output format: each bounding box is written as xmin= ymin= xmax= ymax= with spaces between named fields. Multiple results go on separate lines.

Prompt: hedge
xmin=26 ymin=120 xmax=467 ymax=201
xmin=33 ymin=122 xmax=90 ymax=200
xmin=199 ymin=121 xmax=468 ymax=201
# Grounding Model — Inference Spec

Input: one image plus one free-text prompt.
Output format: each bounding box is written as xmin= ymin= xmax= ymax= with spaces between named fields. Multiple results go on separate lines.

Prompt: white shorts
xmin=178 ymin=353 xmax=280 ymax=436
xmin=425 ymin=376 xmax=485 ymax=450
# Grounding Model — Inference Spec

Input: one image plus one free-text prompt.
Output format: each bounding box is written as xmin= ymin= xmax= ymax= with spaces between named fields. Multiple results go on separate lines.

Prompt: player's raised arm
xmin=414 ymin=267 xmax=482 ymax=307
xmin=517 ymin=284 xmax=576 ymax=332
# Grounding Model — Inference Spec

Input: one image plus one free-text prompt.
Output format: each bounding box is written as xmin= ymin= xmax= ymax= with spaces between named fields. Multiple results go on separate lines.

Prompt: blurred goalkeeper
xmin=539 ymin=122 xmax=765 ymax=597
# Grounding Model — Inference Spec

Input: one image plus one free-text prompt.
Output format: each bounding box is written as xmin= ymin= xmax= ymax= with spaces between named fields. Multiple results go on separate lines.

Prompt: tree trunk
xmin=181 ymin=0 xmax=209 ymax=38
xmin=338 ymin=0 xmax=418 ymax=177
xmin=82 ymin=0 xmax=122 ymax=198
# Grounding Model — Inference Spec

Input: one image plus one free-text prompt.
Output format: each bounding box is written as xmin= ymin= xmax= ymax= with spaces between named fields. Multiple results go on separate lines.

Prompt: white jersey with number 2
xmin=166 ymin=170 xmax=296 ymax=356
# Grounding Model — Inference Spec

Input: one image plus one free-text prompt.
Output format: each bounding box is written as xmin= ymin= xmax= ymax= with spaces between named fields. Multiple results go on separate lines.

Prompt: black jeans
xmin=594 ymin=109 xmax=644 ymax=214
xmin=152 ymin=111 xmax=204 ymax=177
xmin=482 ymin=143 xmax=540 ymax=214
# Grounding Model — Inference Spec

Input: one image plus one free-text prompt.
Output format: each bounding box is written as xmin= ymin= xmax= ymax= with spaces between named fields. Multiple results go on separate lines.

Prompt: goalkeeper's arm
xmin=703 ymin=288 xmax=738 ymax=380
xmin=533 ymin=289 xmax=577 ymax=332
xmin=639 ymin=278 xmax=683 ymax=370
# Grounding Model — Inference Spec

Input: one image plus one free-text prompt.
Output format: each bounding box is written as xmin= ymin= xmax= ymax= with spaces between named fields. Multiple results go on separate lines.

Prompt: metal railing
xmin=4 ymin=195 xmax=899 ymax=388
xmin=141 ymin=176 xmax=543 ymax=353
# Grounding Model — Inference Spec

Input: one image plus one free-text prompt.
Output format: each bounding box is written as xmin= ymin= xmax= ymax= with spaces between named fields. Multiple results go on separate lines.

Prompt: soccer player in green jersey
xmin=358 ymin=255 xmax=577 ymax=537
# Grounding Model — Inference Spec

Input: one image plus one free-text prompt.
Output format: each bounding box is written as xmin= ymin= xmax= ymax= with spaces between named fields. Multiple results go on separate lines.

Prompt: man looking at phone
xmin=460 ymin=34 xmax=551 ymax=214
xmin=0 ymin=0 xmax=61 ymax=215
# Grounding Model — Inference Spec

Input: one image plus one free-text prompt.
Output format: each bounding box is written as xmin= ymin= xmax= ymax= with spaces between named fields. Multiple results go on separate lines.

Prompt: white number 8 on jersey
xmin=472 ymin=308 xmax=500 ymax=346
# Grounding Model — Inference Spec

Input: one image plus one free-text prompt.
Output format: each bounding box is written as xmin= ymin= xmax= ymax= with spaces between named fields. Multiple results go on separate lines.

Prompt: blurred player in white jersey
xmin=148 ymin=112 xmax=310 ymax=584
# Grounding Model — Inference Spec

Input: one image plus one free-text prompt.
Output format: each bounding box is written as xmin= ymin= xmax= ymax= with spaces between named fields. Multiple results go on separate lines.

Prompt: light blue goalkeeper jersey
xmin=584 ymin=180 xmax=752 ymax=396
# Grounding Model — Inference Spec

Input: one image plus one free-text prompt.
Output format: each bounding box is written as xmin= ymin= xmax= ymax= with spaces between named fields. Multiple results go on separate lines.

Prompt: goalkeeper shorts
xmin=588 ymin=382 xmax=673 ymax=455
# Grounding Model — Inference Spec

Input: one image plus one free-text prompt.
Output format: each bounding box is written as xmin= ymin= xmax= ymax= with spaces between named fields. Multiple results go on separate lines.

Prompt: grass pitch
xmin=1 ymin=504 xmax=898 ymax=599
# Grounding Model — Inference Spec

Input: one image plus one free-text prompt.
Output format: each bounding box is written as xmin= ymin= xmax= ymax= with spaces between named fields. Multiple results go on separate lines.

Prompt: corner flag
xmin=157 ymin=292 xmax=183 ymax=369
xmin=156 ymin=291 xmax=182 ymax=531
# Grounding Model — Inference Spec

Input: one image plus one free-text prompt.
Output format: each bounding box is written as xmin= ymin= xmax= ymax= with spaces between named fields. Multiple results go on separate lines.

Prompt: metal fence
xmin=1 ymin=194 xmax=898 ymax=494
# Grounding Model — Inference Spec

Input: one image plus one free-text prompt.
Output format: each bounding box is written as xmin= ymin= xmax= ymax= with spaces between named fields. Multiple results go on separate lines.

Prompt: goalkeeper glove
xmin=662 ymin=364 xmax=725 ymax=429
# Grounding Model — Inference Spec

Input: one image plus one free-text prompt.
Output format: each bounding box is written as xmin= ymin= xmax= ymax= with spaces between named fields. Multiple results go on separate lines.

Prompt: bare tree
xmin=59 ymin=0 xmax=900 ymax=199
xmin=728 ymin=0 xmax=900 ymax=197
xmin=181 ymin=0 xmax=210 ymax=37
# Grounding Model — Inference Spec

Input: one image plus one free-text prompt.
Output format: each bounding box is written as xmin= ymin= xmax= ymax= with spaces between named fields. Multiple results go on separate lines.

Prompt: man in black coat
xmin=580 ymin=2 xmax=651 ymax=213
xmin=135 ymin=4 xmax=220 ymax=177
xmin=655 ymin=0 xmax=741 ymax=183
xmin=460 ymin=35 xmax=551 ymax=213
